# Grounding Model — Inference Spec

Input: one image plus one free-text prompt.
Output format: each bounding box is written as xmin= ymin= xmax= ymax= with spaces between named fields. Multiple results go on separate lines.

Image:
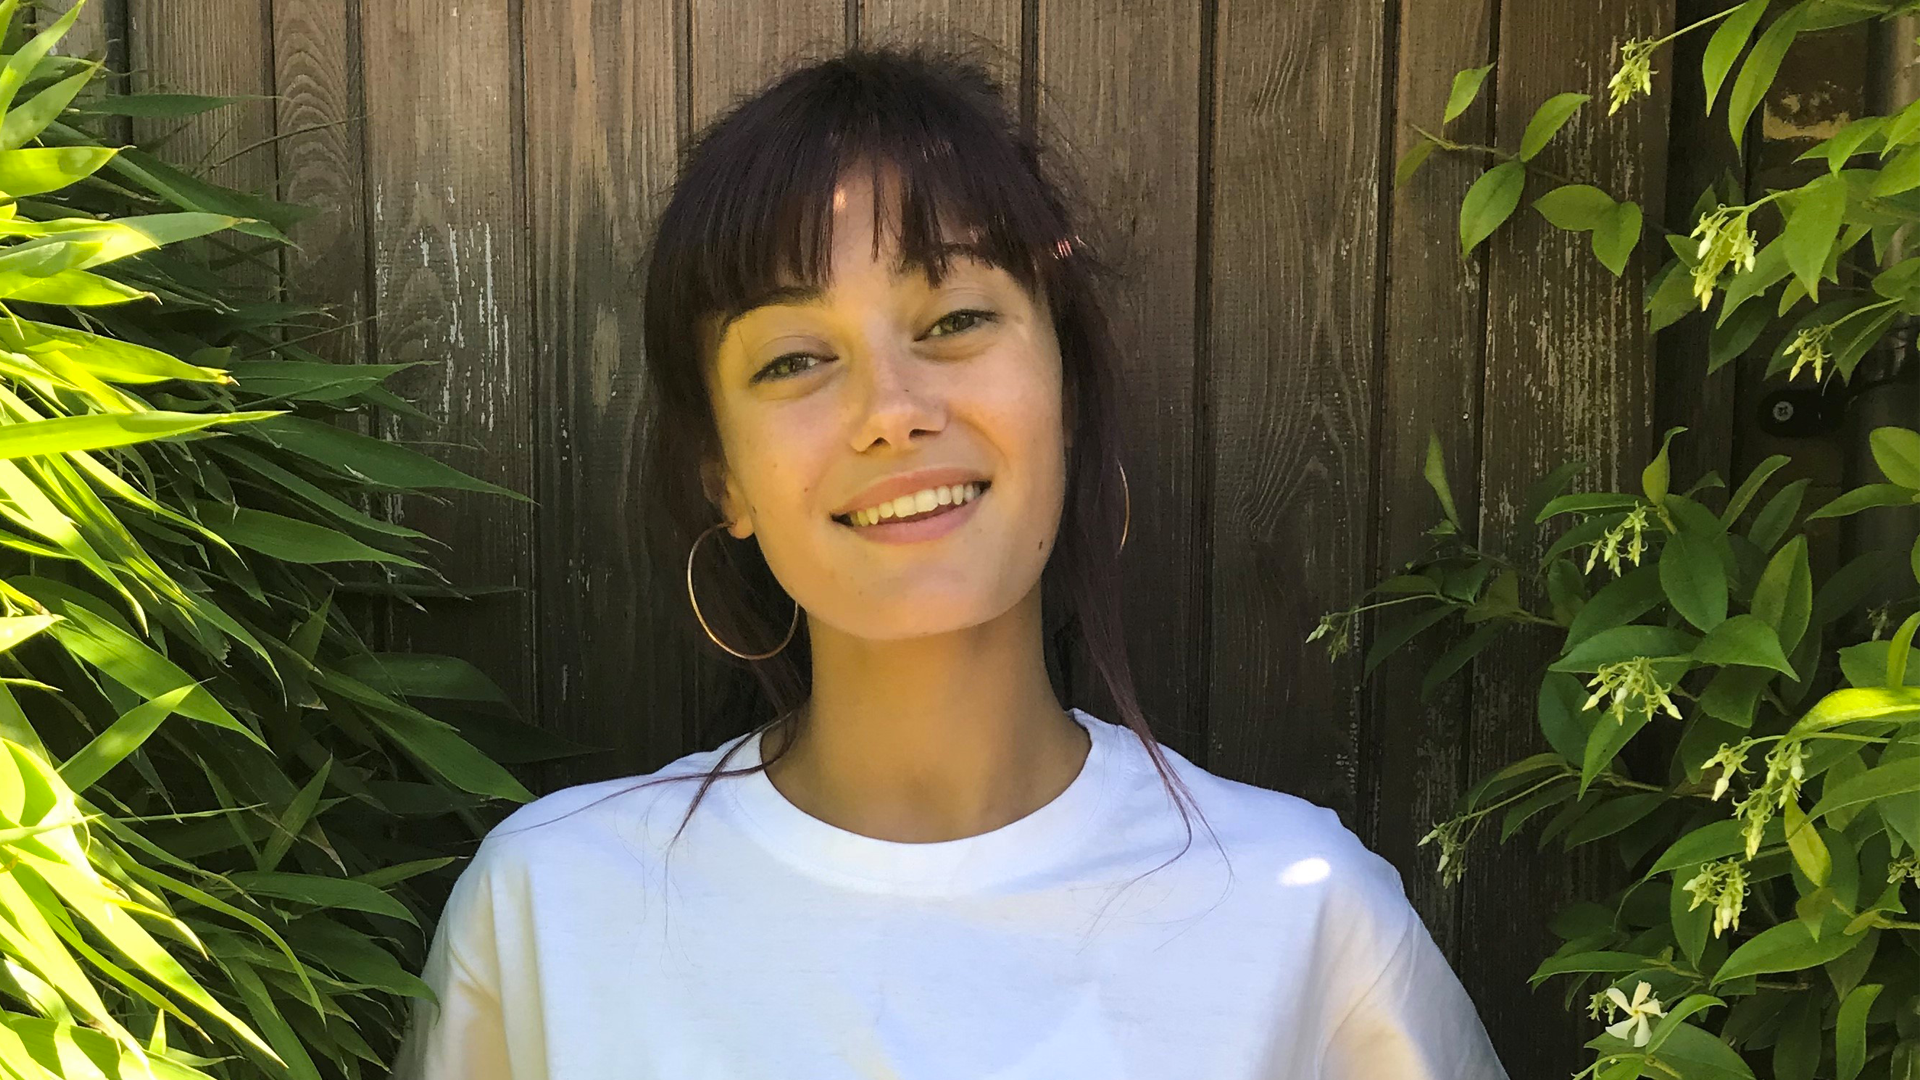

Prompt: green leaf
xmin=1419 ymin=621 xmax=1503 ymax=702
xmin=1716 ymin=236 xmax=1791 ymax=327
xmin=1534 ymin=184 xmax=1617 ymax=230
xmin=1709 ymin=294 xmax=1772 ymax=371
xmin=1592 ymin=201 xmax=1642 ymax=276
xmin=1703 ymin=0 xmax=1771 ymax=112
xmin=1713 ymin=918 xmax=1866 ymax=985
xmin=1721 ymin=454 xmax=1790 ymax=526
xmin=1807 ymin=483 xmax=1915 ymax=521
xmin=1883 ymin=95 xmax=1920 ymax=152
xmin=55 ymin=683 xmax=198 ymax=793
xmin=1791 ymin=686 xmax=1920 ymax=735
xmin=1566 ymin=565 xmax=1665 ymax=652
xmin=1809 ymin=756 xmax=1920 ymax=820
xmin=1808 ymin=115 xmax=1885 ymax=172
xmin=1393 ymin=139 xmax=1437 ymax=189
xmin=0 ymin=614 xmax=58 ymax=655
xmin=1729 ymin=5 xmax=1807 ymax=151
xmin=1661 ymin=530 xmax=1729 ymax=632
xmin=1519 ymin=93 xmax=1589 ymax=161
xmin=1870 ymin=426 xmax=1920 ymax=488
xmin=1750 ymin=535 xmax=1813 ymax=656
xmin=0 ymin=146 xmax=115 ymax=198
xmin=1749 ymin=477 xmax=1810 ymax=551
xmin=1538 ymin=671 xmax=1594 ymax=763
xmin=200 ymin=506 xmax=423 ymax=567
xmin=0 ymin=410 xmax=278 ymax=460
xmin=1874 ymin=143 xmax=1920 ymax=197
xmin=0 ymin=66 xmax=98 ymax=152
xmin=1551 ymin=624 xmax=1701 ymax=673
xmin=1643 ymin=425 xmax=1687 ymax=509
xmin=1693 ymin=614 xmax=1796 ymax=676
xmin=1460 ymin=160 xmax=1526 ymax=258
xmin=249 ymin=415 xmax=529 ymax=499
xmin=1529 ymin=950 xmax=1652 ymax=984
xmin=1444 ymin=63 xmax=1496 ymax=123
xmin=1782 ymin=796 xmax=1830 ymax=886
xmin=1782 ymin=174 xmax=1846 ymax=299
xmin=1838 ymin=641 xmax=1920 ymax=688
xmin=1422 ymin=430 xmax=1461 ymax=531
xmin=221 ymin=871 xmax=414 ymax=923
xmin=1836 ymin=983 xmax=1884 ymax=1080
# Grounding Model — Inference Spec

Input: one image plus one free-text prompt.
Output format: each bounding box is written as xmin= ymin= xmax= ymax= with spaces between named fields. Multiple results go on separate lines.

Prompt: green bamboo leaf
xmin=1728 ymin=4 xmax=1807 ymax=151
xmin=67 ymin=92 xmax=247 ymax=118
xmin=336 ymin=653 xmax=514 ymax=706
xmin=256 ymin=758 xmax=330 ymax=875
xmin=0 ymin=614 xmax=57 ymax=654
xmin=0 ymin=66 xmax=99 ymax=152
xmin=1592 ymin=200 xmax=1642 ymax=276
xmin=0 ymin=267 xmax=149 ymax=305
xmin=0 ymin=410 xmax=278 ymax=459
xmin=1518 ymin=93 xmax=1589 ymax=161
xmin=1807 ymin=483 xmax=1915 ymax=521
xmin=56 ymin=683 xmax=198 ymax=792
xmin=0 ymin=146 xmax=115 ymax=197
xmin=1693 ymin=614 xmax=1795 ymax=676
xmin=1703 ymin=0 xmax=1770 ymax=112
xmin=1782 ymin=174 xmax=1846 ymax=299
xmin=1661 ymin=530 xmax=1728 ymax=632
xmin=1807 ymin=757 xmax=1920 ymax=820
xmin=1837 ymin=983 xmax=1884 ymax=1080
xmin=311 ymin=667 xmax=532 ymax=801
xmin=1460 ymin=160 xmax=1526 ymax=258
xmin=201 ymin=505 xmax=422 ymax=567
xmin=1444 ymin=63 xmax=1495 ymax=123
xmin=248 ymin=414 xmax=529 ymax=499
xmin=220 ymin=870 xmax=413 ymax=923
xmin=1870 ymin=426 xmax=1920 ymax=488
xmin=10 ymin=320 xmax=231 ymax=384
xmin=0 ymin=0 xmax=87 ymax=116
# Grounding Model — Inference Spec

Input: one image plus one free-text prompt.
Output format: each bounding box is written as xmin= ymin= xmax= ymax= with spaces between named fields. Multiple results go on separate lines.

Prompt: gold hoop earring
xmin=1117 ymin=460 xmax=1130 ymax=556
xmin=686 ymin=521 xmax=799 ymax=660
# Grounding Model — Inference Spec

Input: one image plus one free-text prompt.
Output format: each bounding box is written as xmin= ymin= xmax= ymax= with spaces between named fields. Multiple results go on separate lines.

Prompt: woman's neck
xmin=761 ymin=588 xmax=1089 ymax=843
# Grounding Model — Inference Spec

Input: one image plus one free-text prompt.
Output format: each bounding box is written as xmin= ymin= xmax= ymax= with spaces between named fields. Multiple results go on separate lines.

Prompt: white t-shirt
xmin=390 ymin=707 xmax=1510 ymax=1079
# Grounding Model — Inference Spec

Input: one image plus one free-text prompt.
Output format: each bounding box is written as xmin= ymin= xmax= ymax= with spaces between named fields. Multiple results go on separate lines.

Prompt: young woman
xmin=393 ymin=44 xmax=1510 ymax=1080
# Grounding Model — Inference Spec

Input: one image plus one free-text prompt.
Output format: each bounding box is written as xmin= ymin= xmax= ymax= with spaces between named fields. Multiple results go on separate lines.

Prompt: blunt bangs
xmin=655 ymin=49 xmax=1076 ymax=361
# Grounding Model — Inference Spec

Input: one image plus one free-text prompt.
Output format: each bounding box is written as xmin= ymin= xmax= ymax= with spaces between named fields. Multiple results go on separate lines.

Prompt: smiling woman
xmin=391 ymin=43 xmax=1509 ymax=1080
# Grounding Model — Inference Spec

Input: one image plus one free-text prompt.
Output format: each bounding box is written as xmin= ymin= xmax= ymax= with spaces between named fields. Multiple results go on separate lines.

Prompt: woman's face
xmin=700 ymin=165 xmax=1070 ymax=642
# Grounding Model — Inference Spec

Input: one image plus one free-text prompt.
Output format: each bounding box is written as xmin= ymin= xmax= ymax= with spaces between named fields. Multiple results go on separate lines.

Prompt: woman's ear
xmin=700 ymin=459 xmax=753 ymax=538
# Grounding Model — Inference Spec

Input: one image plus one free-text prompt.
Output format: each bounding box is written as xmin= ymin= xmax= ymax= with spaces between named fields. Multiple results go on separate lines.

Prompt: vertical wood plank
xmin=522 ymin=0 xmax=688 ymax=785
xmin=1462 ymin=3 xmax=1672 ymax=1073
xmin=1371 ymin=0 xmax=1497 ymax=967
xmin=1034 ymin=0 xmax=1205 ymax=760
xmin=689 ymin=0 xmax=847 ymax=130
xmin=272 ymin=0 xmax=370 ymax=372
xmin=1205 ymin=0 xmax=1385 ymax=820
xmin=126 ymin=1 xmax=272 ymax=194
xmin=860 ymin=0 xmax=1020 ymax=68
xmin=361 ymin=4 xmax=537 ymax=719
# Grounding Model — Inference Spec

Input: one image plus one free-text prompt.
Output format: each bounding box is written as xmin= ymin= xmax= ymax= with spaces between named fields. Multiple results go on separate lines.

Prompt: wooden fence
xmin=56 ymin=0 xmax=1880 ymax=1072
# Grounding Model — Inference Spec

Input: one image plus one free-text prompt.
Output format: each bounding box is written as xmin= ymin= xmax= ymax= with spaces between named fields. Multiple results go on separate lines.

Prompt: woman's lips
xmin=833 ymin=485 xmax=987 ymax=544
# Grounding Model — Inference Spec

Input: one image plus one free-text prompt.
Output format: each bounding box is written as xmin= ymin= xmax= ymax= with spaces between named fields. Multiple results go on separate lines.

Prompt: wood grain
xmin=522 ymin=0 xmax=689 ymax=786
xmin=1205 ymin=0 xmax=1386 ymax=822
xmin=1372 ymin=0 xmax=1497 ymax=972
xmin=360 ymin=2 xmax=536 ymax=717
xmin=1462 ymin=3 xmax=1673 ymax=1074
xmin=1035 ymin=0 xmax=1205 ymax=763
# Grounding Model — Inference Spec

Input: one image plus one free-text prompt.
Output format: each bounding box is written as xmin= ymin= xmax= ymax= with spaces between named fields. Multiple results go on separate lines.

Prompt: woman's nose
xmin=849 ymin=338 xmax=945 ymax=448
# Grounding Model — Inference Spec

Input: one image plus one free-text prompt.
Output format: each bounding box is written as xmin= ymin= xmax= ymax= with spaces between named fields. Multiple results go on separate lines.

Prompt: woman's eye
xmin=753 ymin=353 xmax=823 ymax=383
xmin=926 ymin=309 xmax=997 ymax=337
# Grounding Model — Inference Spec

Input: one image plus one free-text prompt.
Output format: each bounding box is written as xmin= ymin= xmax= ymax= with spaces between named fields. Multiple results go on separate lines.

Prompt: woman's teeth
xmin=843 ymin=481 xmax=987 ymax=528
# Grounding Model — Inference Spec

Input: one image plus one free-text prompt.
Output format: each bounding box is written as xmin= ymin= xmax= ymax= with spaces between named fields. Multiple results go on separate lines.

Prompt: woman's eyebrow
xmin=717 ymin=284 xmax=826 ymax=342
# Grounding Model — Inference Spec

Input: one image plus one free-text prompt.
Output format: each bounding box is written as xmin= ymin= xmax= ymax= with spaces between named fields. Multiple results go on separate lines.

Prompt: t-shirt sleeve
xmin=388 ymin=852 xmax=516 ymax=1080
xmin=1317 ymin=902 xmax=1511 ymax=1080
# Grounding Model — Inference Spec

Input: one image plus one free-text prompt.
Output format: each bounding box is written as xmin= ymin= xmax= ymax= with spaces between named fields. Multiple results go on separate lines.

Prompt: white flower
xmin=1603 ymin=980 xmax=1666 ymax=1046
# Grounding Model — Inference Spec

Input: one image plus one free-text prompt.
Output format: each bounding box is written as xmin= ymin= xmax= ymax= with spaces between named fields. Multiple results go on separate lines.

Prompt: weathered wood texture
xmin=110 ymin=0 xmax=1776 ymax=1066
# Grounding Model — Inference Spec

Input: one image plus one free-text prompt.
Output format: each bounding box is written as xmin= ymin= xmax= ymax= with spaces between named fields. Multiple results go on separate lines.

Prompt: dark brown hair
xmin=504 ymin=41 xmax=1222 ymax=895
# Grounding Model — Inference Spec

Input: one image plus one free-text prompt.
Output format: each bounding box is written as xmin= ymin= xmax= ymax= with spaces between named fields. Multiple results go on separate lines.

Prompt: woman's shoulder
xmin=462 ymin=731 xmax=753 ymax=877
xmin=1130 ymin=730 xmax=1412 ymax=911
